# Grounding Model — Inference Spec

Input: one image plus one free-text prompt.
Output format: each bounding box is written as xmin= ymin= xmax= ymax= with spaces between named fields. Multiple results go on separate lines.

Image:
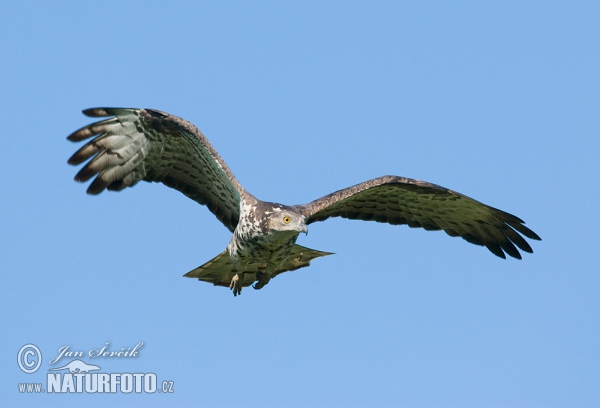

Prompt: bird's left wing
xmin=68 ymin=108 xmax=245 ymax=232
xmin=294 ymin=175 xmax=541 ymax=259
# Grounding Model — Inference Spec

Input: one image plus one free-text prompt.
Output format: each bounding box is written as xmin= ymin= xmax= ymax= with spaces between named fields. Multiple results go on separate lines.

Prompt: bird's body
xmin=226 ymin=196 xmax=307 ymax=294
xmin=67 ymin=107 xmax=540 ymax=296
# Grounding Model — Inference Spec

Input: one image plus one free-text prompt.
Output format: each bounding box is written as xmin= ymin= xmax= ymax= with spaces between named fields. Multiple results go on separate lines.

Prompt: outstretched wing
xmin=294 ymin=175 xmax=541 ymax=259
xmin=68 ymin=108 xmax=245 ymax=232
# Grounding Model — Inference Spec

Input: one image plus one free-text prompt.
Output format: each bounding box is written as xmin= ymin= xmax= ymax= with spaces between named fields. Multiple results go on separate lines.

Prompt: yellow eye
xmin=283 ymin=216 xmax=291 ymax=224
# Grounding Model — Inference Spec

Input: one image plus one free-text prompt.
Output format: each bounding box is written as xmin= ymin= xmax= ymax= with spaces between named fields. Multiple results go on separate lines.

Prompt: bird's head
xmin=267 ymin=208 xmax=308 ymax=236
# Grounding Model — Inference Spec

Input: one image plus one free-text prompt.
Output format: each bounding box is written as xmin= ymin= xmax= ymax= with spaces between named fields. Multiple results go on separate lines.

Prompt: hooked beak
xmin=300 ymin=223 xmax=308 ymax=235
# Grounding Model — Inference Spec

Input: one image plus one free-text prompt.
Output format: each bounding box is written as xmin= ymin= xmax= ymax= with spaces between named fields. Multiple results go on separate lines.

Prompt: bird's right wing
xmin=68 ymin=108 xmax=245 ymax=232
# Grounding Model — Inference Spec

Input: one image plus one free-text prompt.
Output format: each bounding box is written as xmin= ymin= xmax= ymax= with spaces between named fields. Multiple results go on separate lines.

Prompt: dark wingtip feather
xmin=67 ymin=125 xmax=96 ymax=142
xmin=82 ymin=108 xmax=113 ymax=117
xmin=491 ymin=207 xmax=541 ymax=241
xmin=509 ymin=222 xmax=541 ymax=241
xmin=67 ymin=140 xmax=101 ymax=165
xmin=499 ymin=239 xmax=522 ymax=260
xmin=67 ymin=152 xmax=84 ymax=166
xmin=490 ymin=207 xmax=526 ymax=224
xmin=485 ymin=243 xmax=507 ymax=259
xmin=74 ymin=164 xmax=98 ymax=183
xmin=86 ymin=176 xmax=109 ymax=195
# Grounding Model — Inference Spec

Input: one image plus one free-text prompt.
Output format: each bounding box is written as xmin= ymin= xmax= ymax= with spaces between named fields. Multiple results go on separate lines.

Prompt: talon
xmin=230 ymin=274 xmax=242 ymax=297
xmin=253 ymin=271 xmax=270 ymax=291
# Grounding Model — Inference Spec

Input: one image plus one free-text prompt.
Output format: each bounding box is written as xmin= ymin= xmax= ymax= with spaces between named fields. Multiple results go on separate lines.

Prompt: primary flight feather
xmin=68 ymin=108 xmax=541 ymax=296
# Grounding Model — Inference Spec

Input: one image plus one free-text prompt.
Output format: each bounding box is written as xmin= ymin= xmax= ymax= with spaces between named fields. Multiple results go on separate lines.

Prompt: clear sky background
xmin=1 ymin=1 xmax=599 ymax=407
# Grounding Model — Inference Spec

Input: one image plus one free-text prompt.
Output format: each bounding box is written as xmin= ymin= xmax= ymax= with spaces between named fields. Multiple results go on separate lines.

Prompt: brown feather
xmin=67 ymin=108 xmax=245 ymax=232
xmin=295 ymin=175 xmax=540 ymax=259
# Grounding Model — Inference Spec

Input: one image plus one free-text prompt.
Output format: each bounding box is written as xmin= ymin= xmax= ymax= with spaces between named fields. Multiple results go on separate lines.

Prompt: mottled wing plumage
xmin=295 ymin=175 xmax=540 ymax=259
xmin=67 ymin=107 xmax=540 ymax=297
xmin=184 ymin=245 xmax=333 ymax=287
xmin=68 ymin=108 xmax=244 ymax=231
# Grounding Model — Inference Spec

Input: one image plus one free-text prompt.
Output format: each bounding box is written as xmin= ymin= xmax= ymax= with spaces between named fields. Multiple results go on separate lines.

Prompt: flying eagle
xmin=68 ymin=108 xmax=541 ymax=296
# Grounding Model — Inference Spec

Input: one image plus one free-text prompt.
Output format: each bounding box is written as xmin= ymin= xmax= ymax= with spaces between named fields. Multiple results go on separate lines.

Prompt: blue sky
xmin=1 ymin=1 xmax=599 ymax=406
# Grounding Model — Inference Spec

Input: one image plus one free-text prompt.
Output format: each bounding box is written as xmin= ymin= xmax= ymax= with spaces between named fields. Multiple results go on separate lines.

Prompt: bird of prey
xmin=67 ymin=108 xmax=541 ymax=296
